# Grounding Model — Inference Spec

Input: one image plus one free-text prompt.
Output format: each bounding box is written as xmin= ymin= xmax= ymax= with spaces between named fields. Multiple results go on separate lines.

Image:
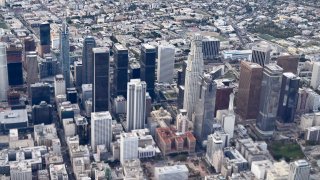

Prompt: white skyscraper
xmin=91 ymin=111 xmax=112 ymax=152
xmin=288 ymin=160 xmax=311 ymax=180
xmin=157 ymin=45 xmax=175 ymax=83
xmin=54 ymin=74 xmax=66 ymax=97
xmin=120 ymin=132 xmax=139 ymax=164
xmin=176 ymin=109 xmax=189 ymax=133
xmin=0 ymin=42 xmax=9 ymax=102
xmin=216 ymin=93 xmax=235 ymax=138
xmin=126 ymin=79 xmax=146 ymax=131
xmin=206 ymin=133 xmax=226 ymax=173
xmin=311 ymin=62 xmax=320 ymax=90
xmin=183 ymin=34 xmax=204 ymax=120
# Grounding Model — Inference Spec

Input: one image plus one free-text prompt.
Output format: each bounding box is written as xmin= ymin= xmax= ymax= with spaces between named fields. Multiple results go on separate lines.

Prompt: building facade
xmin=91 ymin=111 xmax=112 ymax=152
xmin=60 ymin=20 xmax=70 ymax=88
xmin=82 ymin=36 xmax=96 ymax=84
xmin=140 ymin=44 xmax=156 ymax=98
xmin=113 ymin=43 xmax=129 ymax=97
xmin=157 ymin=45 xmax=175 ymax=83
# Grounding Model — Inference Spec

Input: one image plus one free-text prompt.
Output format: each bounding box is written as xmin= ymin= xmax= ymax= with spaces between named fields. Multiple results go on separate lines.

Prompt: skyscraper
xmin=256 ymin=64 xmax=283 ymax=134
xmin=0 ymin=42 xmax=9 ymax=102
xmin=60 ymin=20 xmax=70 ymax=88
xmin=310 ymin=62 xmax=320 ymax=90
xmin=6 ymin=43 xmax=23 ymax=86
xmin=26 ymin=52 xmax=38 ymax=94
xmin=276 ymin=55 xmax=299 ymax=74
xmin=216 ymin=93 xmax=235 ymax=138
xmin=32 ymin=101 xmax=53 ymax=125
xmin=288 ymin=160 xmax=310 ymax=180
xmin=54 ymin=74 xmax=66 ymax=97
xmin=82 ymin=36 xmax=96 ymax=84
xmin=113 ymin=43 xmax=129 ymax=97
xmin=91 ymin=111 xmax=112 ymax=152
xmin=140 ymin=44 xmax=156 ymax=99
xmin=74 ymin=60 xmax=82 ymax=89
xmin=194 ymin=74 xmax=217 ymax=142
xmin=120 ymin=132 xmax=138 ymax=164
xmin=92 ymin=47 xmax=110 ymax=112
xmin=277 ymin=72 xmax=300 ymax=123
xmin=183 ymin=34 xmax=204 ymax=120
xmin=39 ymin=22 xmax=51 ymax=57
xmin=30 ymin=83 xmax=51 ymax=105
xmin=157 ymin=44 xmax=175 ymax=83
xmin=251 ymin=43 xmax=271 ymax=67
xmin=126 ymin=79 xmax=146 ymax=131
xmin=237 ymin=61 xmax=263 ymax=120
xmin=176 ymin=109 xmax=189 ymax=134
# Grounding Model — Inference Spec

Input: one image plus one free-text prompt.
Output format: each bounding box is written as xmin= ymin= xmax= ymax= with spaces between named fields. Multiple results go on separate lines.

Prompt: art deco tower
xmin=183 ymin=34 xmax=204 ymax=120
xmin=60 ymin=20 xmax=70 ymax=88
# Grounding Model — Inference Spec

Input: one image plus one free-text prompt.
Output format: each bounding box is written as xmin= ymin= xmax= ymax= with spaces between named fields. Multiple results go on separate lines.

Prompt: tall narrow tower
xmin=183 ymin=34 xmax=204 ymax=120
xmin=82 ymin=36 xmax=96 ymax=84
xmin=126 ymin=79 xmax=147 ymax=131
xmin=0 ymin=43 xmax=9 ymax=102
xmin=60 ymin=20 xmax=70 ymax=88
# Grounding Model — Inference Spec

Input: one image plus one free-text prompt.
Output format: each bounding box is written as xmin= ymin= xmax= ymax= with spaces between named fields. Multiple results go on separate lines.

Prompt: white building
xmin=114 ymin=95 xmax=126 ymax=114
xmin=183 ymin=34 xmax=204 ymax=120
xmin=176 ymin=109 xmax=189 ymax=133
xmin=91 ymin=111 xmax=112 ymax=152
xmin=206 ymin=133 xmax=226 ymax=173
xmin=216 ymin=93 xmax=235 ymax=138
xmin=311 ymin=62 xmax=320 ymax=90
xmin=10 ymin=163 xmax=32 ymax=180
xmin=157 ymin=45 xmax=175 ymax=83
xmin=251 ymin=160 xmax=273 ymax=180
xmin=288 ymin=160 xmax=310 ymax=180
xmin=62 ymin=118 xmax=76 ymax=137
xmin=126 ymin=79 xmax=146 ymax=131
xmin=266 ymin=160 xmax=289 ymax=180
xmin=154 ymin=165 xmax=189 ymax=180
xmin=54 ymin=74 xmax=66 ymax=97
xmin=49 ymin=164 xmax=68 ymax=180
xmin=120 ymin=132 xmax=138 ymax=164
xmin=0 ymin=42 xmax=9 ymax=102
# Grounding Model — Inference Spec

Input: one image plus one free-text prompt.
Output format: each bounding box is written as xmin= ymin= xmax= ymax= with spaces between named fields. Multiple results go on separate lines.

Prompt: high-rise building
xmin=92 ymin=47 xmax=110 ymax=112
xmin=256 ymin=64 xmax=283 ymax=133
xmin=26 ymin=52 xmax=38 ymax=93
xmin=237 ymin=61 xmax=263 ymax=120
xmin=311 ymin=62 xmax=320 ymax=90
xmin=126 ymin=79 xmax=146 ymax=131
xmin=74 ymin=60 xmax=82 ymax=89
xmin=120 ymin=133 xmax=138 ymax=164
xmin=202 ymin=37 xmax=220 ymax=61
xmin=194 ymin=75 xmax=217 ymax=142
xmin=54 ymin=74 xmax=66 ymax=97
xmin=129 ymin=62 xmax=140 ymax=79
xmin=38 ymin=56 xmax=60 ymax=79
xmin=0 ymin=42 xmax=9 ymax=102
xmin=154 ymin=165 xmax=189 ymax=180
xmin=288 ymin=160 xmax=310 ymax=180
xmin=6 ymin=43 xmax=23 ymax=86
xmin=39 ymin=22 xmax=51 ymax=57
xmin=60 ymin=20 xmax=70 ymax=88
xmin=206 ymin=133 xmax=227 ymax=173
xmin=251 ymin=43 xmax=271 ymax=67
xmin=10 ymin=163 xmax=32 ymax=180
xmin=24 ymin=36 xmax=36 ymax=52
xmin=214 ymin=79 xmax=234 ymax=116
xmin=140 ymin=44 xmax=156 ymax=99
xmin=216 ymin=93 xmax=236 ymax=138
xmin=276 ymin=55 xmax=299 ymax=74
xmin=113 ymin=43 xmax=129 ymax=97
xmin=30 ymin=83 xmax=51 ymax=105
xmin=75 ymin=116 xmax=89 ymax=145
xmin=157 ymin=44 xmax=175 ymax=83
xmin=82 ymin=36 xmax=96 ymax=84
xmin=277 ymin=72 xmax=300 ymax=123
xmin=176 ymin=109 xmax=189 ymax=134
xmin=91 ymin=111 xmax=112 ymax=152
xmin=32 ymin=101 xmax=53 ymax=125
xmin=183 ymin=34 xmax=204 ymax=120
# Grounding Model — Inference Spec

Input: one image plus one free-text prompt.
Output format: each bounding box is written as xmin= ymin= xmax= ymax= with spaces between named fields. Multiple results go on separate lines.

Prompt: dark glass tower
xmin=60 ymin=20 xmax=70 ymax=88
xmin=277 ymin=72 xmax=300 ymax=123
xmin=92 ymin=47 xmax=110 ymax=112
xmin=30 ymin=83 xmax=51 ymax=105
xmin=82 ymin=36 xmax=96 ymax=84
xmin=113 ymin=43 xmax=129 ymax=97
xmin=39 ymin=22 xmax=51 ymax=57
xmin=140 ymin=44 xmax=156 ymax=99
xmin=256 ymin=64 xmax=283 ymax=133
